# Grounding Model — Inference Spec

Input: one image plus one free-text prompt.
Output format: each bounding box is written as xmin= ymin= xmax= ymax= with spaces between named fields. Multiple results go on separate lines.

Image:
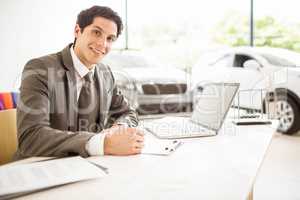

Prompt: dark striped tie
xmin=77 ymin=72 xmax=99 ymax=132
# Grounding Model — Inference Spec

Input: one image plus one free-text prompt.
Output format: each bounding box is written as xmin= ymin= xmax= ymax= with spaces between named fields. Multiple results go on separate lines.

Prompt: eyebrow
xmin=93 ymin=25 xmax=117 ymax=38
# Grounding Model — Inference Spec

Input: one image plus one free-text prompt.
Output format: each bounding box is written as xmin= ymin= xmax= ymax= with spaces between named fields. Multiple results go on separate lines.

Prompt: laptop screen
xmin=191 ymin=83 xmax=239 ymax=131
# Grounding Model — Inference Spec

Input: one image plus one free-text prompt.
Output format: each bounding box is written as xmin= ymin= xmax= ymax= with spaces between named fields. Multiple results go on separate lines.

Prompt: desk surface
xmin=14 ymin=121 xmax=275 ymax=200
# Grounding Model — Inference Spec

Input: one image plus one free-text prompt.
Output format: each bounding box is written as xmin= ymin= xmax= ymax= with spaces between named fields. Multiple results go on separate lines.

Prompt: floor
xmin=254 ymin=131 xmax=300 ymax=200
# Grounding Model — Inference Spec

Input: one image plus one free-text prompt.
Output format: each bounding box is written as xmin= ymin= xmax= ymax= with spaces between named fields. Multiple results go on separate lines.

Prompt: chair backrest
xmin=0 ymin=109 xmax=17 ymax=165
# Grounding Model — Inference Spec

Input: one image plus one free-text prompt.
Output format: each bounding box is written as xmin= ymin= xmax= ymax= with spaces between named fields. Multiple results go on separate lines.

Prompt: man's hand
xmin=103 ymin=126 xmax=145 ymax=155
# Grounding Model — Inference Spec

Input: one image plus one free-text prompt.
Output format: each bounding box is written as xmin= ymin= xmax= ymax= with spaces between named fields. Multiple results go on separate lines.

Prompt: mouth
xmin=90 ymin=47 xmax=105 ymax=55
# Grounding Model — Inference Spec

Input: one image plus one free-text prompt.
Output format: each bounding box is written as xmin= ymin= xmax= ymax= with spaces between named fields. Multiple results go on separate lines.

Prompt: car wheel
xmin=275 ymin=94 xmax=300 ymax=135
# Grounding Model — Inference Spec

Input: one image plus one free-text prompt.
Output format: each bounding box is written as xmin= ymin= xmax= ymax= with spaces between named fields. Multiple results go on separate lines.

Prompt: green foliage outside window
xmin=214 ymin=13 xmax=300 ymax=52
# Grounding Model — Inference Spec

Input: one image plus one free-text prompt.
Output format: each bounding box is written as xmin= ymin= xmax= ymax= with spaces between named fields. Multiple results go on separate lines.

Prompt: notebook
xmin=141 ymin=83 xmax=240 ymax=139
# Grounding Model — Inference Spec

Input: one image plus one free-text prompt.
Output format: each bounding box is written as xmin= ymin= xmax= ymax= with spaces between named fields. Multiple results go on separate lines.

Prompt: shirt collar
xmin=70 ymin=46 xmax=96 ymax=78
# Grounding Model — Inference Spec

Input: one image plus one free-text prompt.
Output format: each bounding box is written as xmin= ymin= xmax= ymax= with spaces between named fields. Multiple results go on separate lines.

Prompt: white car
xmin=192 ymin=46 xmax=300 ymax=134
xmin=102 ymin=51 xmax=192 ymax=115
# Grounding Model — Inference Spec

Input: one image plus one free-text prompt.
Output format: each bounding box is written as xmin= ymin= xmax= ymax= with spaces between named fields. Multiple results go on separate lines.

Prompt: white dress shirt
xmin=70 ymin=46 xmax=106 ymax=156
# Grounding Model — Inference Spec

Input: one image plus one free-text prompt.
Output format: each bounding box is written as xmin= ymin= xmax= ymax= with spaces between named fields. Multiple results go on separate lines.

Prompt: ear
xmin=74 ymin=24 xmax=81 ymax=38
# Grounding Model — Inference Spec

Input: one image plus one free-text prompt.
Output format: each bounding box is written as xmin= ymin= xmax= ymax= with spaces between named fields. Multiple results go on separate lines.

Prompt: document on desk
xmin=141 ymin=129 xmax=182 ymax=156
xmin=0 ymin=156 xmax=107 ymax=200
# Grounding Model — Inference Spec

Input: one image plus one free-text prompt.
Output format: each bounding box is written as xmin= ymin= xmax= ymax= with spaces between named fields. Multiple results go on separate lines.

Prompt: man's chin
xmin=89 ymin=55 xmax=104 ymax=64
xmin=98 ymin=54 xmax=106 ymax=61
xmin=96 ymin=56 xmax=104 ymax=63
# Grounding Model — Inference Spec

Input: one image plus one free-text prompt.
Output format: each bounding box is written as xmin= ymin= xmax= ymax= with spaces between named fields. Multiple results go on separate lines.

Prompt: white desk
xmin=13 ymin=121 xmax=275 ymax=200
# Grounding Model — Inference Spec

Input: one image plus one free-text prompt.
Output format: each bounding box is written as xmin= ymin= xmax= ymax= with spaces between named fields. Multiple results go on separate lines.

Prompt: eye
xmin=93 ymin=30 xmax=101 ymax=37
xmin=107 ymin=36 xmax=116 ymax=42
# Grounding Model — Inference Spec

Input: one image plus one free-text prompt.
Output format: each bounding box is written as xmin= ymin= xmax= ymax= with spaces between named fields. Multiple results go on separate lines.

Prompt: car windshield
xmin=102 ymin=53 xmax=161 ymax=70
xmin=261 ymin=50 xmax=300 ymax=67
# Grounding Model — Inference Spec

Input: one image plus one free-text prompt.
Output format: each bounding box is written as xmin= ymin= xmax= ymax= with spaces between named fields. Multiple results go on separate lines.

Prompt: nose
xmin=96 ymin=36 xmax=107 ymax=49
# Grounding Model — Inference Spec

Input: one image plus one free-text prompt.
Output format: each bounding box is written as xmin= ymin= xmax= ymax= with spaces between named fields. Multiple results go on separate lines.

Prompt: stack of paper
xmin=0 ymin=156 xmax=107 ymax=199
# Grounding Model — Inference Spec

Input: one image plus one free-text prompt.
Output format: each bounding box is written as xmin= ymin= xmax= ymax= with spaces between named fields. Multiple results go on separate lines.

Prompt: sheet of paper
xmin=141 ymin=128 xmax=182 ymax=155
xmin=0 ymin=156 xmax=106 ymax=199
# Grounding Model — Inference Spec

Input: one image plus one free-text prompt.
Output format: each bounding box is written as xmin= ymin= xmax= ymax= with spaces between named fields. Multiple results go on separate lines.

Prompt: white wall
xmin=0 ymin=0 xmax=123 ymax=91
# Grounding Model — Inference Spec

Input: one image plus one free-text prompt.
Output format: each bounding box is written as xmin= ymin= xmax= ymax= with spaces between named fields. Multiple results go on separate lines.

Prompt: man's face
xmin=74 ymin=16 xmax=118 ymax=68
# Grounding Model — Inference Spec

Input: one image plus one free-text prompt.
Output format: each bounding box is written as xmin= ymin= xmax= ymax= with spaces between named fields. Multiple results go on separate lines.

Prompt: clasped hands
xmin=103 ymin=124 xmax=145 ymax=155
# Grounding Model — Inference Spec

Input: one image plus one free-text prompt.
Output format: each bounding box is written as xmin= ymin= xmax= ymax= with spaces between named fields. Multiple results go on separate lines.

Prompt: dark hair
xmin=74 ymin=6 xmax=123 ymax=44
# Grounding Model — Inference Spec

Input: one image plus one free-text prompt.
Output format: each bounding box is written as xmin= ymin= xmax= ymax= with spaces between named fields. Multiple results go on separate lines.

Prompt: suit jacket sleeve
xmin=16 ymin=58 xmax=95 ymax=159
xmin=105 ymin=66 xmax=139 ymax=128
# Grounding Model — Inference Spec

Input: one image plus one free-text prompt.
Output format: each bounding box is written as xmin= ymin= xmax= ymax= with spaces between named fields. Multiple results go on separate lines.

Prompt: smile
xmin=90 ymin=47 xmax=104 ymax=55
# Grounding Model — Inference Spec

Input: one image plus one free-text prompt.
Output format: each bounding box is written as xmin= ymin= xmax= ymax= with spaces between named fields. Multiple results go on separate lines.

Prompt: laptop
xmin=141 ymin=83 xmax=240 ymax=139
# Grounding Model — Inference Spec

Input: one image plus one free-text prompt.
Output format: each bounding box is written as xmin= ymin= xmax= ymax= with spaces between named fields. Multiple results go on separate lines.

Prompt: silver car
xmin=102 ymin=51 xmax=192 ymax=115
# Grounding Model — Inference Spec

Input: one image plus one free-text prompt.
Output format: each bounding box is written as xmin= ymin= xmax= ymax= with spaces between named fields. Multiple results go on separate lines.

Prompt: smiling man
xmin=14 ymin=6 xmax=144 ymax=160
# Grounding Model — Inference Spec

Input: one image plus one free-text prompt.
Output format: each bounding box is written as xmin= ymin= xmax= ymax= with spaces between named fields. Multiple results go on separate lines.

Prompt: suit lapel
xmin=61 ymin=44 xmax=78 ymax=131
xmin=65 ymin=71 xmax=78 ymax=131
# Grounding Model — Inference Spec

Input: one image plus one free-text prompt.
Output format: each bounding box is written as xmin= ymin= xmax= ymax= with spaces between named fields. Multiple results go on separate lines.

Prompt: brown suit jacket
xmin=14 ymin=44 xmax=138 ymax=160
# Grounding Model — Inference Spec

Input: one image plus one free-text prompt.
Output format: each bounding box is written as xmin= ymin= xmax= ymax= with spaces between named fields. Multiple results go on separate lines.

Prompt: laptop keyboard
xmin=141 ymin=117 xmax=216 ymax=139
